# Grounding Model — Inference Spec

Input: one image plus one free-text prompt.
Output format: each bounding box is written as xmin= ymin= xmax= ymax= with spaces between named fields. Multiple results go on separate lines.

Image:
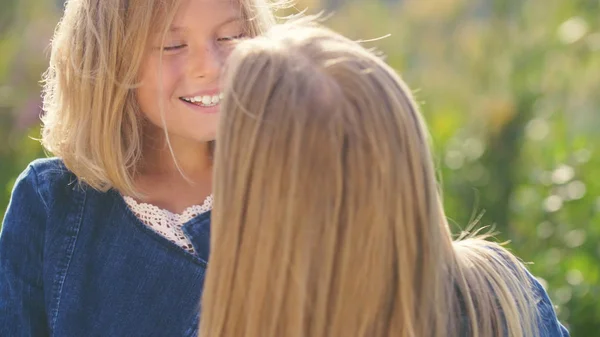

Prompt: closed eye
xmin=217 ymin=34 xmax=246 ymax=42
xmin=163 ymin=44 xmax=187 ymax=51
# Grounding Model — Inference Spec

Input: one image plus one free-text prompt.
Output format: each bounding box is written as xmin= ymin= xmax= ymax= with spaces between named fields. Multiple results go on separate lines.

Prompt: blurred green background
xmin=1 ymin=0 xmax=598 ymax=334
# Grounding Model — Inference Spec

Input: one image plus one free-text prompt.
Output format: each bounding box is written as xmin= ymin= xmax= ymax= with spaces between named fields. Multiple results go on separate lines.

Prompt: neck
xmin=141 ymin=130 xmax=212 ymax=181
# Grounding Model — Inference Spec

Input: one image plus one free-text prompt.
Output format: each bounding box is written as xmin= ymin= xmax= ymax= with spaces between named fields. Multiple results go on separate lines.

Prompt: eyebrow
xmin=168 ymin=17 xmax=244 ymax=32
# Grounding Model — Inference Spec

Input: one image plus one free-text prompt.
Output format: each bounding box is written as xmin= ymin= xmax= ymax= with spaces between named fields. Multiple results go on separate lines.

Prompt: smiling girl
xmin=0 ymin=0 xmax=276 ymax=335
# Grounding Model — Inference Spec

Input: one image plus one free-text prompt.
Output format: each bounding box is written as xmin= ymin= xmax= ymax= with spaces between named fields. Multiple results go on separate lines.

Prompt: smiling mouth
xmin=180 ymin=93 xmax=224 ymax=107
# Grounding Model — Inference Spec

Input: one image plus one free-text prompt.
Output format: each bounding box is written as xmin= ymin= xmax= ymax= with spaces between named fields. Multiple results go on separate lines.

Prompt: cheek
xmin=136 ymin=66 xmax=169 ymax=121
xmin=219 ymin=45 xmax=236 ymax=62
xmin=160 ymin=58 xmax=184 ymax=95
xmin=138 ymin=57 xmax=182 ymax=102
xmin=135 ymin=80 xmax=154 ymax=116
xmin=137 ymin=59 xmax=159 ymax=108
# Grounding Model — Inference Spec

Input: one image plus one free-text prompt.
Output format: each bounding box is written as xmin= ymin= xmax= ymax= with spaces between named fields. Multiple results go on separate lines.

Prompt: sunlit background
xmin=1 ymin=0 xmax=599 ymax=334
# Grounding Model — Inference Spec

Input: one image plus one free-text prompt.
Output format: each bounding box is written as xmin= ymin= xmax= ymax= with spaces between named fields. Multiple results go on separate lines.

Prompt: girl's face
xmin=137 ymin=0 xmax=245 ymax=143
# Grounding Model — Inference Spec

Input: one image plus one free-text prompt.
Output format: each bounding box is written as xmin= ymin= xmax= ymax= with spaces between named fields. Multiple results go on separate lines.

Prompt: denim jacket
xmin=1 ymin=158 xmax=569 ymax=336
xmin=1 ymin=158 xmax=211 ymax=336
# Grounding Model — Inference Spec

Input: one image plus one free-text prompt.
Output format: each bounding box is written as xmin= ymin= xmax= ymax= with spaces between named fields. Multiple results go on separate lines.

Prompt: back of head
xmin=202 ymin=19 xmax=540 ymax=337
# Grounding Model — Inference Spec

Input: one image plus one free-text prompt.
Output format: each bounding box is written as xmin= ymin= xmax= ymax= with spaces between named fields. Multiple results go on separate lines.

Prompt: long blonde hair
xmin=41 ymin=0 xmax=277 ymax=196
xmin=201 ymin=21 xmax=540 ymax=337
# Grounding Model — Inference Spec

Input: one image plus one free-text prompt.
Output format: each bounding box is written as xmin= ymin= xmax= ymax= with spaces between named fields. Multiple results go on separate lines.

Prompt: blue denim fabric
xmin=531 ymin=271 xmax=571 ymax=337
xmin=1 ymin=158 xmax=210 ymax=336
xmin=1 ymin=158 xmax=569 ymax=336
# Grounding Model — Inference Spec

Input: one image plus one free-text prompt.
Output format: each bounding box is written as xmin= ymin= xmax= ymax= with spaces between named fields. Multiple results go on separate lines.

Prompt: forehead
xmin=171 ymin=0 xmax=242 ymax=24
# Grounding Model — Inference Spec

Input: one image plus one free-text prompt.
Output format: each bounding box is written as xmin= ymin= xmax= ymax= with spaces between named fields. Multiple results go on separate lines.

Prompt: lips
xmin=180 ymin=93 xmax=224 ymax=107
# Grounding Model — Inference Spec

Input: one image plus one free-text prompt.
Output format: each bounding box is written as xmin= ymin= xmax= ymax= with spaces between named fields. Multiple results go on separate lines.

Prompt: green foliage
xmin=316 ymin=0 xmax=599 ymax=334
xmin=1 ymin=0 xmax=56 ymax=216
xmin=1 ymin=0 xmax=598 ymax=334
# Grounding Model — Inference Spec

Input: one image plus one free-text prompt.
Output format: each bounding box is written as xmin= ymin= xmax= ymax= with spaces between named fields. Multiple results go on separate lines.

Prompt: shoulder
xmin=27 ymin=157 xmax=72 ymax=181
xmin=525 ymin=269 xmax=570 ymax=337
xmin=456 ymin=239 xmax=569 ymax=336
xmin=485 ymin=242 xmax=570 ymax=336
xmin=20 ymin=157 xmax=81 ymax=210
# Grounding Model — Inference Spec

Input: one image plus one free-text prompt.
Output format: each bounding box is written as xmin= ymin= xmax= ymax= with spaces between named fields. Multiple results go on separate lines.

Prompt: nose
xmin=188 ymin=44 xmax=223 ymax=80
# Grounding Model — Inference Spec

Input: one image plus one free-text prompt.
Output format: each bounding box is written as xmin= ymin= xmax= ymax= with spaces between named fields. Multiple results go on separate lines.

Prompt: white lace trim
xmin=123 ymin=195 xmax=213 ymax=253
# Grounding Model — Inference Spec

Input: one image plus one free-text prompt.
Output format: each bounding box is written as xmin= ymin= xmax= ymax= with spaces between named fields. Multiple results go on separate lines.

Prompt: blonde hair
xmin=41 ymin=0 xmax=277 ymax=196
xmin=201 ymin=21 xmax=540 ymax=337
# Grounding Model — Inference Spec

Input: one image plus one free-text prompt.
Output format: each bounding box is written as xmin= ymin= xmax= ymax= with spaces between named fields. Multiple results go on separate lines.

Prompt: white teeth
xmin=182 ymin=93 xmax=223 ymax=107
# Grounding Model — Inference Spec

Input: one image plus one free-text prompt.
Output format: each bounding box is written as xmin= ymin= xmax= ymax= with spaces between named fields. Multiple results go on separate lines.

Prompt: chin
xmin=188 ymin=132 xmax=217 ymax=143
xmin=179 ymin=122 xmax=217 ymax=143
